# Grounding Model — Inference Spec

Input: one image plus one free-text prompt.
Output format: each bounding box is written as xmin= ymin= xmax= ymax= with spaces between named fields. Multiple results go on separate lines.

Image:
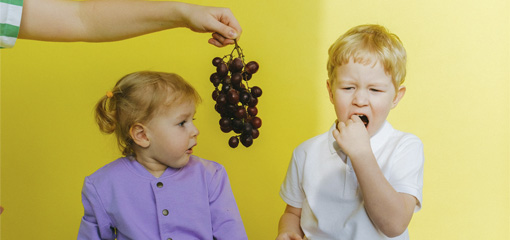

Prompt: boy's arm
xmin=334 ymin=117 xmax=418 ymax=237
xmin=19 ymin=0 xmax=241 ymax=46
xmin=349 ymin=152 xmax=417 ymax=237
xmin=276 ymin=205 xmax=304 ymax=240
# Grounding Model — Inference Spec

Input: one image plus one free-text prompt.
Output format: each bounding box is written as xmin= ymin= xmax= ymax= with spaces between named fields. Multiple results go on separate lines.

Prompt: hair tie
xmin=106 ymin=91 xmax=114 ymax=98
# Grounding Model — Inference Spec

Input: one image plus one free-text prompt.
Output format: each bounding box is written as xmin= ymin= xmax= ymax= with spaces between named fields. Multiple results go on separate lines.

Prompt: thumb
xmin=212 ymin=22 xmax=238 ymax=39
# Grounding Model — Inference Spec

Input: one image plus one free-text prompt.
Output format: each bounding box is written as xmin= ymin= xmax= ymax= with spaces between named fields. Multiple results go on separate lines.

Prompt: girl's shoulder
xmin=187 ymin=155 xmax=225 ymax=175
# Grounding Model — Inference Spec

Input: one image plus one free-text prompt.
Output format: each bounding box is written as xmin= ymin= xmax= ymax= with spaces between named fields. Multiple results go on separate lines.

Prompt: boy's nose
xmin=353 ymin=90 xmax=369 ymax=106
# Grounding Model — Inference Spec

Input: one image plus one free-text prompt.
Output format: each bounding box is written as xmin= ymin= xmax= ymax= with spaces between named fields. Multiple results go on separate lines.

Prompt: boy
xmin=276 ymin=24 xmax=424 ymax=240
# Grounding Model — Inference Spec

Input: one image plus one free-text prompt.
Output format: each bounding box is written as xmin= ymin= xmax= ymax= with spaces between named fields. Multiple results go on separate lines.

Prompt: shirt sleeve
xmin=0 ymin=0 xmax=23 ymax=49
xmin=78 ymin=177 xmax=116 ymax=240
xmin=208 ymin=165 xmax=248 ymax=240
xmin=389 ymin=136 xmax=425 ymax=212
xmin=279 ymin=149 xmax=305 ymax=208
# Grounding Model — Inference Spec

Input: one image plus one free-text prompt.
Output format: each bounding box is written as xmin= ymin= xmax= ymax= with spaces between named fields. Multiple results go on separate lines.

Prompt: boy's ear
xmin=391 ymin=86 xmax=406 ymax=108
xmin=130 ymin=123 xmax=150 ymax=148
xmin=327 ymin=80 xmax=334 ymax=104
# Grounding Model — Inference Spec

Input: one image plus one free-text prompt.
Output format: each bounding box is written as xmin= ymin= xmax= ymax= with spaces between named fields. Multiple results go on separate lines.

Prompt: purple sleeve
xmin=77 ymin=177 xmax=116 ymax=240
xmin=208 ymin=166 xmax=248 ymax=240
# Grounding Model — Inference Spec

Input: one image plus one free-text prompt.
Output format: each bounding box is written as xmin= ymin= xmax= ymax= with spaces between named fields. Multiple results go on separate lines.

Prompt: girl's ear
xmin=130 ymin=123 xmax=150 ymax=148
xmin=392 ymin=85 xmax=406 ymax=108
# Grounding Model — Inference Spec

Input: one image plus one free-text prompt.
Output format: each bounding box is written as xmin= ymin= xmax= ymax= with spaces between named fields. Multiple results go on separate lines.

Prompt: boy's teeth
xmin=357 ymin=115 xmax=369 ymax=127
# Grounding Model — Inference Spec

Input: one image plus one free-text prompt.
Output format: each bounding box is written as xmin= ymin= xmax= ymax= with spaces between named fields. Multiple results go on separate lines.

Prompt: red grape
xmin=245 ymin=61 xmax=259 ymax=74
xmin=212 ymin=57 xmax=223 ymax=67
xmin=250 ymin=117 xmax=262 ymax=129
xmin=251 ymin=86 xmax=262 ymax=97
xmin=229 ymin=136 xmax=239 ymax=148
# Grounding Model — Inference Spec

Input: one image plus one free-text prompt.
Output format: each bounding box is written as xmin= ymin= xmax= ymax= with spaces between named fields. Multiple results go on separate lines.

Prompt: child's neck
xmin=130 ymin=155 xmax=167 ymax=178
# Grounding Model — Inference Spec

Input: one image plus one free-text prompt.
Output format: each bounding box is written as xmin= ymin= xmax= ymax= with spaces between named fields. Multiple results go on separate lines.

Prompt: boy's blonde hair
xmin=327 ymin=24 xmax=407 ymax=90
xmin=95 ymin=71 xmax=201 ymax=156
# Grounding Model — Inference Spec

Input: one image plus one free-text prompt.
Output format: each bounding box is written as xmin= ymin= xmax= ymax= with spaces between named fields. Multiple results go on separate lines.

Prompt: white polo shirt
xmin=280 ymin=121 xmax=424 ymax=240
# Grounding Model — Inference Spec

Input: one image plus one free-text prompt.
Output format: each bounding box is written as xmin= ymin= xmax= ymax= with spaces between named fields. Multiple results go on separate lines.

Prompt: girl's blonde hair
xmin=327 ymin=24 xmax=407 ymax=90
xmin=95 ymin=71 xmax=201 ymax=156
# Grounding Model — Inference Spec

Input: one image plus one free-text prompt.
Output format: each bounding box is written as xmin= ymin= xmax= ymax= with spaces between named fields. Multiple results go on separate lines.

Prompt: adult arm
xmin=18 ymin=0 xmax=242 ymax=47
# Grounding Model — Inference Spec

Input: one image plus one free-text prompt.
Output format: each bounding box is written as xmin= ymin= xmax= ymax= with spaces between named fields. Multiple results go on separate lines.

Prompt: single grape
xmin=216 ymin=93 xmax=227 ymax=105
xmin=221 ymin=84 xmax=231 ymax=93
xmin=229 ymin=136 xmax=239 ymax=148
xmin=231 ymin=72 xmax=243 ymax=85
xmin=232 ymin=118 xmax=243 ymax=130
xmin=251 ymin=86 xmax=262 ymax=97
xmin=245 ymin=61 xmax=259 ymax=74
xmin=225 ymin=104 xmax=237 ymax=118
xmin=242 ymin=72 xmax=252 ymax=81
xmin=240 ymin=134 xmax=253 ymax=147
xmin=219 ymin=117 xmax=231 ymax=128
xmin=248 ymin=97 xmax=258 ymax=107
xmin=230 ymin=58 xmax=244 ymax=73
xmin=234 ymin=106 xmax=246 ymax=119
xmin=252 ymin=128 xmax=259 ymax=139
xmin=251 ymin=116 xmax=262 ymax=129
xmin=243 ymin=122 xmax=253 ymax=135
xmin=212 ymin=89 xmax=220 ymax=101
xmin=227 ymin=89 xmax=240 ymax=104
xmin=210 ymin=73 xmax=220 ymax=83
xmin=222 ymin=76 xmax=231 ymax=85
xmin=212 ymin=57 xmax=223 ymax=67
xmin=217 ymin=62 xmax=228 ymax=77
xmin=239 ymin=91 xmax=251 ymax=104
xmin=221 ymin=125 xmax=232 ymax=133
xmin=215 ymin=104 xmax=225 ymax=114
xmin=247 ymin=106 xmax=258 ymax=116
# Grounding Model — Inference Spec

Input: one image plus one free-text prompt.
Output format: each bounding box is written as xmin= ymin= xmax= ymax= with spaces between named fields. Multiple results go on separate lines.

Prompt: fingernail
xmin=229 ymin=31 xmax=237 ymax=39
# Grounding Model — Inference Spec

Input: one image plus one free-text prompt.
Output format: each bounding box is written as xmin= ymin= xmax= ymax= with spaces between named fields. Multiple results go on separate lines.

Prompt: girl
xmin=78 ymin=71 xmax=247 ymax=240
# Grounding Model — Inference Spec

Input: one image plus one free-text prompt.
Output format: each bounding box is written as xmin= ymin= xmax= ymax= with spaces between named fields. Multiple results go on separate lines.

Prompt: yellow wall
xmin=1 ymin=0 xmax=508 ymax=239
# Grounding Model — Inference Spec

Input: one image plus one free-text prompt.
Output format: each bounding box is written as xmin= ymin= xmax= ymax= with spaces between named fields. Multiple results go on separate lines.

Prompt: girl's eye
xmin=342 ymin=87 xmax=354 ymax=90
xmin=370 ymin=88 xmax=382 ymax=92
xmin=178 ymin=121 xmax=186 ymax=126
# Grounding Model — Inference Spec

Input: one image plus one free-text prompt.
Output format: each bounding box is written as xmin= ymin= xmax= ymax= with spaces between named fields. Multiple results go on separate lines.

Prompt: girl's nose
xmin=191 ymin=123 xmax=200 ymax=137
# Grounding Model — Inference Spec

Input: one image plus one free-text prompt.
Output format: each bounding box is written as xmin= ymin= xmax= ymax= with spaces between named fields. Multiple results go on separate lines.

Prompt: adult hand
xmin=182 ymin=4 xmax=242 ymax=47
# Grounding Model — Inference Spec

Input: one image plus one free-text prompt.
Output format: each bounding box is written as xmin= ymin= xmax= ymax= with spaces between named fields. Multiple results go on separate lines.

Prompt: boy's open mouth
xmin=357 ymin=115 xmax=369 ymax=128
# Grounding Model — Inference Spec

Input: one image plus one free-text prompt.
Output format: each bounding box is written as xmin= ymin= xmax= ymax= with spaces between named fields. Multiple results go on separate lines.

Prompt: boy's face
xmin=327 ymin=58 xmax=405 ymax=137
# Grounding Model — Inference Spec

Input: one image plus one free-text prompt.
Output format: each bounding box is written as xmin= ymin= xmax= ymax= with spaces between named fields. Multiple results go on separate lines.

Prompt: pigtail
xmin=95 ymin=92 xmax=117 ymax=134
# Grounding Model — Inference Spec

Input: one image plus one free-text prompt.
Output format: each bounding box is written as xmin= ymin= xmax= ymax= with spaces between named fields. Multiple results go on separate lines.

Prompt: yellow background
xmin=1 ymin=0 xmax=509 ymax=239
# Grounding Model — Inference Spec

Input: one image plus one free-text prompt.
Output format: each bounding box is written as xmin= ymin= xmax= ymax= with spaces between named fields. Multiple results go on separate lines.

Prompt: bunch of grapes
xmin=210 ymin=41 xmax=262 ymax=148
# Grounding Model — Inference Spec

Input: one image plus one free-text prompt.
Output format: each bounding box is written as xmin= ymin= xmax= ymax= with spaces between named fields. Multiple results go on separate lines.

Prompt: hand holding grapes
xmin=333 ymin=115 xmax=372 ymax=160
xmin=210 ymin=41 xmax=262 ymax=148
xmin=181 ymin=4 xmax=242 ymax=47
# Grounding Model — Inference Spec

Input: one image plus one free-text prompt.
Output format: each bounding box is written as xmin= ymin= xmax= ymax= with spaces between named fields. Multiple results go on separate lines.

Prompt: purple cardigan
xmin=78 ymin=156 xmax=247 ymax=240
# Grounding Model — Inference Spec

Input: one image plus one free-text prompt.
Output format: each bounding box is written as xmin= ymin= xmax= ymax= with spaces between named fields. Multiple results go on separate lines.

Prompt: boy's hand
xmin=333 ymin=115 xmax=372 ymax=159
xmin=276 ymin=232 xmax=303 ymax=240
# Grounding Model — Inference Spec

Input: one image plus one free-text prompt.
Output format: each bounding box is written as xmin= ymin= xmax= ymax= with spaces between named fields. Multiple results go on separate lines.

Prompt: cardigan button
xmin=162 ymin=209 xmax=169 ymax=216
xmin=157 ymin=182 xmax=163 ymax=188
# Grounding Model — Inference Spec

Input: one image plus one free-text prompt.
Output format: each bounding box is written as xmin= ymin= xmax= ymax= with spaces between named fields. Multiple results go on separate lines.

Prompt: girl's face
xmin=143 ymin=101 xmax=199 ymax=169
xmin=327 ymin=58 xmax=405 ymax=137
